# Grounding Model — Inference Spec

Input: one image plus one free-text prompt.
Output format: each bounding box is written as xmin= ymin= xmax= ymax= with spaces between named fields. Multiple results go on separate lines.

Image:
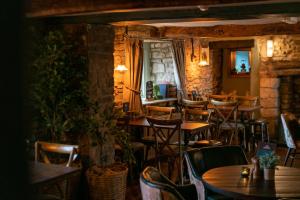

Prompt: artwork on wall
xmin=229 ymin=48 xmax=251 ymax=77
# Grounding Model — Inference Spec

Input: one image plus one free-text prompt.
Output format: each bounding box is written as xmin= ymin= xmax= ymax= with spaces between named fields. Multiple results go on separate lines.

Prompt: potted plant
xmin=85 ymin=103 xmax=135 ymax=200
xmin=259 ymin=152 xmax=280 ymax=180
xmin=28 ymin=28 xmax=135 ymax=199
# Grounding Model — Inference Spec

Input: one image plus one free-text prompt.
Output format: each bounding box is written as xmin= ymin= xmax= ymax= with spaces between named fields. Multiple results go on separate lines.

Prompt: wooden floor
xmin=125 ymin=146 xmax=300 ymax=200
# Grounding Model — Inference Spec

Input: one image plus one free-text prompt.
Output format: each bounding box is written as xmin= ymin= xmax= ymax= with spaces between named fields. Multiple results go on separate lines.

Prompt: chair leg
xmin=290 ymin=149 xmax=296 ymax=167
xmin=284 ymin=148 xmax=292 ymax=166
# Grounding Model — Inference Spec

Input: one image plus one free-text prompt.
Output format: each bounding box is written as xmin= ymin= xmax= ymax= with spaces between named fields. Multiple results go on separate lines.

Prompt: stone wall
xmin=88 ymin=24 xmax=115 ymax=106
xmin=185 ymin=39 xmax=222 ymax=96
xmin=149 ymin=42 xmax=175 ymax=84
xmin=257 ymin=35 xmax=300 ymax=139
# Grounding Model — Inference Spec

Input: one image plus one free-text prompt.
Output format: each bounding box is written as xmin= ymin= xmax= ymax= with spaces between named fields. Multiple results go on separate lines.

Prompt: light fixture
xmin=266 ymin=39 xmax=274 ymax=57
xmin=115 ymin=64 xmax=128 ymax=72
xmin=198 ymin=39 xmax=209 ymax=66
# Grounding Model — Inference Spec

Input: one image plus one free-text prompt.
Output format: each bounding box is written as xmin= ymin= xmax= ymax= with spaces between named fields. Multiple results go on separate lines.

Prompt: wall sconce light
xmin=267 ymin=39 xmax=274 ymax=57
xmin=114 ymin=64 xmax=128 ymax=86
xmin=199 ymin=40 xmax=209 ymax=66
xmin=115 ymin=64 xmax=128 ymax=72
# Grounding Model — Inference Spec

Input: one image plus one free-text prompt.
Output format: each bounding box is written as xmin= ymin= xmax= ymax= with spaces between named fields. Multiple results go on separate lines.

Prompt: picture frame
xmin=229 ymin=48 xmax=251 ymax=78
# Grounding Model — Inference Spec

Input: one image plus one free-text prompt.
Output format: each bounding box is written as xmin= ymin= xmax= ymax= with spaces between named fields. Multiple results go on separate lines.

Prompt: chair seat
xmin=192 ymin=140 xmax=222 ymax=148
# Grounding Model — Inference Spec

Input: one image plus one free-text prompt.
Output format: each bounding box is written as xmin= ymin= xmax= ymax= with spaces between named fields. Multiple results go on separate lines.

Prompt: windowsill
xmin=141 ymin=97 xmax=177 ymax=105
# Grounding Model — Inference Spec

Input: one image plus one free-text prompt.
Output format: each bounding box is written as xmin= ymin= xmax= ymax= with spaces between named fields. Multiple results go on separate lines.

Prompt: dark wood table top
xmin=29 ymin=161 xmax=80 ymax=187
xmin=202 ymin=165 xmax=300 ymax=199
xmin=128 ymin=117 xmax=210 ymax=133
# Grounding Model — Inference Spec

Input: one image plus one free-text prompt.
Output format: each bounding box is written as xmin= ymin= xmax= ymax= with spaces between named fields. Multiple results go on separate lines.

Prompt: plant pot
xmin=264 ymin=168 xmax=275 ymax=180
xmin=86 ymin=163 xmax=128 ymax=200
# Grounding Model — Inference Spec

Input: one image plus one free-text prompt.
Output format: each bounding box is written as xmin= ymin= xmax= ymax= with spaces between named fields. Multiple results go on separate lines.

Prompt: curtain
xmin=172 ymin=40 xmax=187 ymax=99
xmin=124 ymin=38 xmax=143 ymax=114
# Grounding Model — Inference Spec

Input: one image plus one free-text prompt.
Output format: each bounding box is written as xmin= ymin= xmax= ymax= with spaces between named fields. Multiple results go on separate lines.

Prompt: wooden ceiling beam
xmin=159 ymin=23 xmax=300 ymax=38
xmin=37 ymin=1 xmax=300 ymax=25
xmin=27 ymin=0 xmax=279 ymax=18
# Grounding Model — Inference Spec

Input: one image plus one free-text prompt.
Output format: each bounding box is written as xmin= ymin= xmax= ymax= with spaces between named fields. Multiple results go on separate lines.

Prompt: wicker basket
xmin=86 ymin=164 xmax=128 ymax=200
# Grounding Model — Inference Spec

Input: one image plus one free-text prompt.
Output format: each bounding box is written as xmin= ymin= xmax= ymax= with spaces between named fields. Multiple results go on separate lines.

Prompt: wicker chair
xmin=140 ymin=166 xmax=198 ymax=200
xmin=184 ymin=146 xmax=248 ymax=200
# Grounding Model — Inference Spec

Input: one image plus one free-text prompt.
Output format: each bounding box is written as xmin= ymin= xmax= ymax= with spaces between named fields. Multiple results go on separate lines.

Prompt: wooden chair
xmin=146 ymin=105 xmax=175 ymax=119
xmin=281 ymin=113 xmax=300 ymax=167
xmin=183 ymin=108 xmax=222 ymax=148
xmin=233 ymin=95 xmax=258 ymax=107
xmin=146 ymin=117 xmax=183 ymax=182
xmin=34 ymin=141 xmax=79 ymax=200
xmin=207 ymin=94 xmax=230 ymax=101
xmin=142 ymin=106 xmax=176 ymax=163
xmin=35 ymin=141 xmax=79 ymax=167
xmin=182 ymin=99 xmax=209 ymax=110
xmin=210 ymin=99 xmax=246 ymax=146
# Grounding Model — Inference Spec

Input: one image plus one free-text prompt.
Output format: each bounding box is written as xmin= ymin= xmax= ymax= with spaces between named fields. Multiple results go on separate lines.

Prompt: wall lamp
xmin=267 ymin=39 xmax=274 ymax=58
xmin=115 ymin=64 xmax=128 ymax=72
xmin=199 ymin=40 xmax=209 ymax=66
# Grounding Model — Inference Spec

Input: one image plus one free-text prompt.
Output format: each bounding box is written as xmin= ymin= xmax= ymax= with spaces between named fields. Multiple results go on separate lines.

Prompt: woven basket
xmin=86 ymin=164 xmax=128 ymax=200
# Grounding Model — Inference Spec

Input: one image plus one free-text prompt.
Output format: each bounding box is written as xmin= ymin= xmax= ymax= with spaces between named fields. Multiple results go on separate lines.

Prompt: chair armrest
xmin=176 ymin=184 xmax=198 ymax=200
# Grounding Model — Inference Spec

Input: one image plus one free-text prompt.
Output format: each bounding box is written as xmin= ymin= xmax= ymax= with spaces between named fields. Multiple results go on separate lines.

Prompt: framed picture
xmin=229 ymin=48 xmax=251 ymax=78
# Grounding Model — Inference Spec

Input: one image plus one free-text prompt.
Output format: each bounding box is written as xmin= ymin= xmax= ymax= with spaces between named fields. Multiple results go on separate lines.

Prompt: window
xmin=141 ymin=41 xmax=177 ymax=99
xmin=229 ymin=48 xmax=251 ymax=77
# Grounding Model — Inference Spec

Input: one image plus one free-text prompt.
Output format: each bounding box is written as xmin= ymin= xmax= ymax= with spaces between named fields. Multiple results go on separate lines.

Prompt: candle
xmin=241 ymin=167 xmax=250 ymax=178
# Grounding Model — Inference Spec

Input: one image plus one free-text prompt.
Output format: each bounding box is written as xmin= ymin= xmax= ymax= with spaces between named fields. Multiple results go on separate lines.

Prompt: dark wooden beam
xmin=209 ymin=40 xmax=254 ymax=49
xmin=27 ymin=0 xmax=275 ymax=18
xmin=29 ymin=1 xmax=300 ymax=26
xmin=159 ymin=23 xmax=300 ymax=38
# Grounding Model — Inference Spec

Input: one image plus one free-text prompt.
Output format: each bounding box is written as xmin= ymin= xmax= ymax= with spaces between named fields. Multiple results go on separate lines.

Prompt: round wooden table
xmin=202 ymin=165 xmax=300 ymax=199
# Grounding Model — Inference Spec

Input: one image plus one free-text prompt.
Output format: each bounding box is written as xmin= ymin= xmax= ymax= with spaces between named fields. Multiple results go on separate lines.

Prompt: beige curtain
xmin=172 ymin=40 xmax=187 ymax=99
xmin=124 ymin=38 xmax=143 ymax=113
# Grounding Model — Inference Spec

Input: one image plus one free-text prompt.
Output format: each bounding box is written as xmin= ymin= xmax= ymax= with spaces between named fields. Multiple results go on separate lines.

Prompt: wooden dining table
xmin=127 ymin=116 xmax=210 ymax=146
xmin=29 ymin=161 xmax=81 ymax=199
xmin=202 ymin=165 xmax=300 ymax=199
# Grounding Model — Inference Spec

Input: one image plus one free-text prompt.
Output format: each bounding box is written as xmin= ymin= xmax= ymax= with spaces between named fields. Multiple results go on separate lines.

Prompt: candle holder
xmin=241 ymin=167 xmax=250 ymax=178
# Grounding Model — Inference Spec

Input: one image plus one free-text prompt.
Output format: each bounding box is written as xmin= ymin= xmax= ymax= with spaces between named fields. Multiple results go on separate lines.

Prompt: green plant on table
xmin=259 ymin=152 xmax=280 ymax=169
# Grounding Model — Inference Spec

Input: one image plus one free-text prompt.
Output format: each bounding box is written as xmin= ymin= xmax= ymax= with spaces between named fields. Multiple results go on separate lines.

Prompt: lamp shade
xmin=115 ymin=65 xmax=128 ymax=71
xmin=267 ymin=40 xmax=274 ymax=57
xmin=199 ymin=46 xmax=209 ymax=66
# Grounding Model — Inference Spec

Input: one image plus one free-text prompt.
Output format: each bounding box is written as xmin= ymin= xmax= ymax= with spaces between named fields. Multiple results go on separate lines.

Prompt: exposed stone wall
xmin=185 ymin=39 xmax=222 ymax=97
xmin=257 ymin=35 xmax=300 ymax=139
xmin=149 ymin=42 xmax=175 ymax=84
xmin=88 ymin=24 xmax=115 ymax=107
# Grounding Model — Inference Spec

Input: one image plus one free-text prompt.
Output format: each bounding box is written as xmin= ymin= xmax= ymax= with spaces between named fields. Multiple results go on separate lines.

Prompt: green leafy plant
xmin=29 ymin=28 xmax=89 ymax=143
xmin=87 ymin=103 xmax=135 ymax=166
xmin=259 ymin=152 xmax=280 ymax=169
